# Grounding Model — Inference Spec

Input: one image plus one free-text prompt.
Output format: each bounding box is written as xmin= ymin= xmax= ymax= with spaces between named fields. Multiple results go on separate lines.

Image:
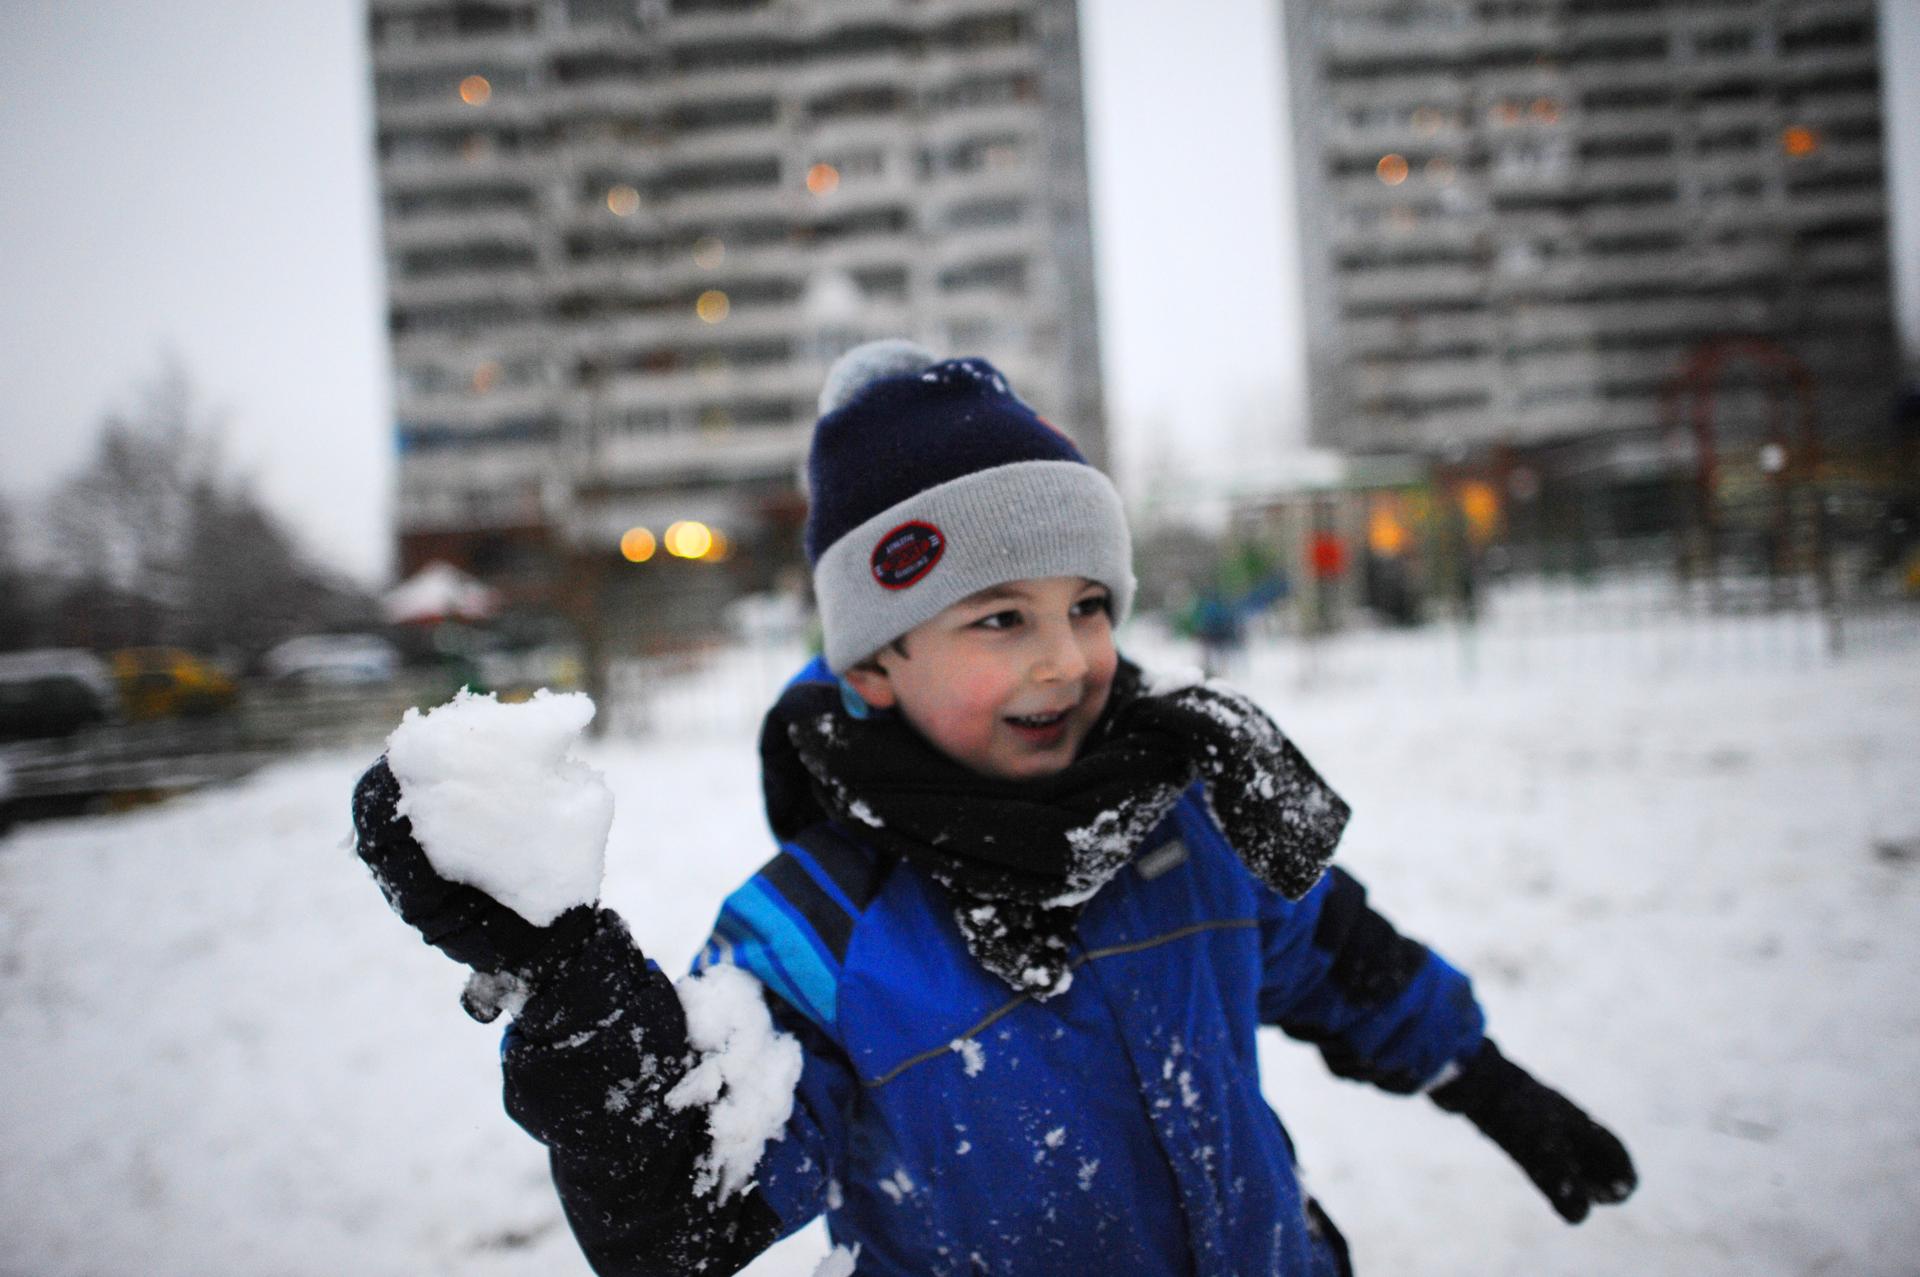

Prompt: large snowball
xmin=385 ymin=689 xmax=613 ymax=927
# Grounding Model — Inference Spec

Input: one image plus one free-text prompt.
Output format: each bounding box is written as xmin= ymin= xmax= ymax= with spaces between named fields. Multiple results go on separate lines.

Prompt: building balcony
xmin=1354 ymin=357 xmax=1500 ymax=402
xmin=396 ymin=384 xmax=555 ymax=424
xmin=371 ymin=30 xmax=542 ymax=73
xmin=593 ymin=360 xmax=820 ymax=410
xmin=1779 ymin=187 xmax=1886 ymax=223
xmin=1340 ymin=263 xmax=1485 ymax=308
xmin=379 ymin=147 xmax=548 ymax=190
xmin=393 ymin=321 xmax=555 ymax=361
xmin=400 ymin=439 xmax=555 ymax=488
xmin=377 ymin=92 xmax=545 ymax=131
xmin=388 ymin=267 xmax=546 ymax=309
xmin=554 ymin=129 xmax=779 ymax=175
xmin=591 ymin=422 xmax=810 ymax=486
xmin=1343 ymin=311 xmax=1497 ymax=354
xmin=382 ymin=208 xmax=542 ymax=251
xmin=559 ymin=299 xmax=913 ymax=359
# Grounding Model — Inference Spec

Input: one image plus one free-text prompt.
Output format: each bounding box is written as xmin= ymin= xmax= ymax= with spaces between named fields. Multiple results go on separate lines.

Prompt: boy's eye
xmin=1072 ymin=594 xmax=1113 ymax=620
xmin=973 ymin=609 xmax=1023 ymax=631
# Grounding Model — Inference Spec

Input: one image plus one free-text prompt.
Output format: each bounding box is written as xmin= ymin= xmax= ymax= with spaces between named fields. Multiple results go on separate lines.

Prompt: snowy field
xmin=4 ymin=621 xmax=1919 ymax=1277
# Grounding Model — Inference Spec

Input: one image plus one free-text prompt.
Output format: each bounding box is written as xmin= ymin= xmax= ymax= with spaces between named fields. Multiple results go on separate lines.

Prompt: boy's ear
xmin=842 ymin=660 xmax=898 ymax=710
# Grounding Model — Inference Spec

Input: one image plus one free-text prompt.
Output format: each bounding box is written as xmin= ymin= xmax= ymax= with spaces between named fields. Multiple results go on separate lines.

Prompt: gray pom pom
xmin=817 ymin=338 xmax=937 ymax=415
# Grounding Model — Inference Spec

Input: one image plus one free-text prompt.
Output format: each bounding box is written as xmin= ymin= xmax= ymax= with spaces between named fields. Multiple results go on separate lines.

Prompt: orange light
xmin=606 ymin=184 xmax=640 ymax=216
xmin=691 ymin=235 xmax=725 ymax=269
xmin=1782 ymin=125 xmax=1819 ymax=158
xmin=620 ymin=527 xmax=657 ymax=563
xmin=471 ymin=361 xmax=500 ymax=394
xmin=1425 ymin=156 xmax=1456 ymax=185
xmin=806 ymin=163 xmax=840 ymax=195
xmin=1493 ymin=100 xmax=1522 ymax=126
xmin=695 ymin=289 xmax=730 ymax=323
xmin=1530 ymin=97 xmax=1561 ymax=124
xmin=458 ymin=75 xmax=492 ymax=106
xmin=1376 ymin=153 xmax=1410 ymax=186
xmin=1368 ymin=502 xmax=1410 ymax=557
xmin=707 ymin=529 xmax=733 ymax=562
xmin=1458 ymin=481 xmax=1501 ymax=545
xmin=664 ymin=521 xmax=715 ymax=559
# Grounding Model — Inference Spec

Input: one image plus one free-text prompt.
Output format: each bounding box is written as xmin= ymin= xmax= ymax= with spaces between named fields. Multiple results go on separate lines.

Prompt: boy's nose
xmin=1033 ymin=623 xmax=1090 ymax=683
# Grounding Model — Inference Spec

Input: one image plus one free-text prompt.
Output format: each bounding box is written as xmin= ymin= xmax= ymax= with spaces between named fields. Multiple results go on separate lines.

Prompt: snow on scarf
xmin=758 ymin=660 xmax=1350 ymax=999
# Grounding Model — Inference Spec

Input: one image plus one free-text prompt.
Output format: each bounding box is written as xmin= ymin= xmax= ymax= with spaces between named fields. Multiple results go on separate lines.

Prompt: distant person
xmin=1190 ymin=587 xmax=1246 ymax=677
xmin=352 ymin=343 xmax=1635 ymax=1275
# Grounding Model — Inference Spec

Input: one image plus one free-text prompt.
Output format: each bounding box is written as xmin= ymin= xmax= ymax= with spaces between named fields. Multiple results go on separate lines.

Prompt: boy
xmin=354 ymin=341 xmax=1634 ymax=1275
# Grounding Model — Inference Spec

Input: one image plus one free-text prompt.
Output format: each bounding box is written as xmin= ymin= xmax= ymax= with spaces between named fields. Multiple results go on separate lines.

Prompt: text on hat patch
xmin=871 ymin=521 xmax=945 ymax=590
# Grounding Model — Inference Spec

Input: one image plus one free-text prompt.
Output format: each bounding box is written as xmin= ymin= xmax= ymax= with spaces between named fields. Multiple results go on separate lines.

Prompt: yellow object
xmin=665 ymin=521 xmax=716 ymax=559
xmin=620 ymin=526 xmax=657 ymax=563
xmin=111 ymin=648 xmax=238 ymax=721
xmin=1368 ymin=501 xmax=1410 ymax=557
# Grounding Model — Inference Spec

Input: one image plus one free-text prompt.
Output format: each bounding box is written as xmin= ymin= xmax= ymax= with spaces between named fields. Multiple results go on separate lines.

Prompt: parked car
xmin=261 ymin=634 xmax=401 ymax=686
xmin=0 ymin=649 xmax=118 ymax=741
xmin=110 ymin=647 xmax=238 ymax=720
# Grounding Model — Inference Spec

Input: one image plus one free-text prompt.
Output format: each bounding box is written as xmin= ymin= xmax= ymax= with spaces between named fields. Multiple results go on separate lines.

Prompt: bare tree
xmin=38 ymin=358 xmax=376 ymax=657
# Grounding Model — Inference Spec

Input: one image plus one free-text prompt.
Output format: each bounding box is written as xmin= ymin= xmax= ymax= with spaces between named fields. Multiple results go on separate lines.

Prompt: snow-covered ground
xmin=3 ymin=623 xmax=1919 ymax=1276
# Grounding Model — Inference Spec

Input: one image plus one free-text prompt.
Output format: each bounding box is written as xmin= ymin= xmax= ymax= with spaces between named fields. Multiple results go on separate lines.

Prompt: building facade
xmin=1283 ymin=0 xmax=1899 ymax=481
xmin=368 ymin=0 xmax=1105 ymax=619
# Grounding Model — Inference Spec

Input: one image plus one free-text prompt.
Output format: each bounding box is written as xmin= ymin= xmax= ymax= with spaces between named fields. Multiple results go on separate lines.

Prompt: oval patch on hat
xmin=871 ymin=521 xmax=945 ymax=590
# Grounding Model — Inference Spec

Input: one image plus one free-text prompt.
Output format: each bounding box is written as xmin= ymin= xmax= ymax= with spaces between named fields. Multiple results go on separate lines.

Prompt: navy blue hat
xmin=805 ymin=340 xmax=1134 ymax=672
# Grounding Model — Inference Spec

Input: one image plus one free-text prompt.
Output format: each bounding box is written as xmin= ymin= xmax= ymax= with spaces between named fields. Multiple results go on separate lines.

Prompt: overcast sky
xmin=2 ymin=0 xmax=1915 ymax=586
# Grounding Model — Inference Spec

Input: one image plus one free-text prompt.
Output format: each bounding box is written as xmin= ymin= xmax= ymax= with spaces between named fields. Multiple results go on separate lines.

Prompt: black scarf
xmin=759 ymin=660 xmax=1349 ymax=998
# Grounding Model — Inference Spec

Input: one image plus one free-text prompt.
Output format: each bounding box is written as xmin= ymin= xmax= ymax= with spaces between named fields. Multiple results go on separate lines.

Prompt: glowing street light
xmin=665 ymin=521 xmax=715 ymax=559
xmin=459 ymin=75 xmax=492 ymax=106
xmin=696 ymin=290 xmax=730 ymax=323
xmin=806 ymin=163 xmax=840 ymax=195
xmin=620 ymin=526 xmax=657 ymax=563
xmin=1377 ymin=153 xmax=1410 ymax=186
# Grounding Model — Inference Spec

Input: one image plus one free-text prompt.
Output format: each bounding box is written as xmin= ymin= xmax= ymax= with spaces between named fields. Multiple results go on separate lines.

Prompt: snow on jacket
xmin=501 ymin=664 xmax=1488 ymax=1276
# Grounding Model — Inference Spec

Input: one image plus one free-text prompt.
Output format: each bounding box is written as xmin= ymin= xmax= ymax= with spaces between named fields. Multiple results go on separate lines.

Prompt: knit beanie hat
xmin=806 ymin=340 xmax=1135 ymax=674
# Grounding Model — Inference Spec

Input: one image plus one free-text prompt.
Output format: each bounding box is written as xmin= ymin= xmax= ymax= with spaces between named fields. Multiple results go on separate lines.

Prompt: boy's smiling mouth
xmin=1005 ymin=706 xmax=1074 ymax=747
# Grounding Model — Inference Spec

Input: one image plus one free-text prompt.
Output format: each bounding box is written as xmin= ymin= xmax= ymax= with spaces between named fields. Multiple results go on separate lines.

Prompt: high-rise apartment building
xmin=1283 ymin=0 xmax=1899 ymax=472
xmin=368 ymin=0 xmax=1104 ymax=615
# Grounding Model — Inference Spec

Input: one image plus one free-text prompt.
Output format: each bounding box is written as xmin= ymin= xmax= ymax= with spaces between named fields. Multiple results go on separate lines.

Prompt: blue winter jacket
xmin=692 ymin=664 xmax=1484 ymax=1275
xmin=502 ymin=660 xmax=1487 ymax=1276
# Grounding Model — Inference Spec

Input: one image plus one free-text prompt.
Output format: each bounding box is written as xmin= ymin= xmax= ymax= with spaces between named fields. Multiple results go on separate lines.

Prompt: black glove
xmin=1113 ymin=674 xmax=1350 ymax=900
xmin=352 ymin=757 xmax=599 ymax=1020
xmin=1431 ymin=1038 xmax=1638 ymax=1223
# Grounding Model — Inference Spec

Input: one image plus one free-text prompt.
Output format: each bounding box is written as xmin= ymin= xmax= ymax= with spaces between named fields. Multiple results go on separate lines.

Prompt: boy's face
xmin=844 ymin=575 xmax=1118 ymax=781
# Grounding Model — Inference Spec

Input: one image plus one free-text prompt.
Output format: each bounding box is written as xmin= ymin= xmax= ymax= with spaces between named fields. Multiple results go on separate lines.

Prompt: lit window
xmin=606 ymin=184 xmax=641 ymax=216
xmin=665 ymin=521 xmax=715 ymax=559
xmin=620 ymin=527 xmax=657 ymax=563
xmin=1781 ymin=125 xmax=1819 ymax=157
